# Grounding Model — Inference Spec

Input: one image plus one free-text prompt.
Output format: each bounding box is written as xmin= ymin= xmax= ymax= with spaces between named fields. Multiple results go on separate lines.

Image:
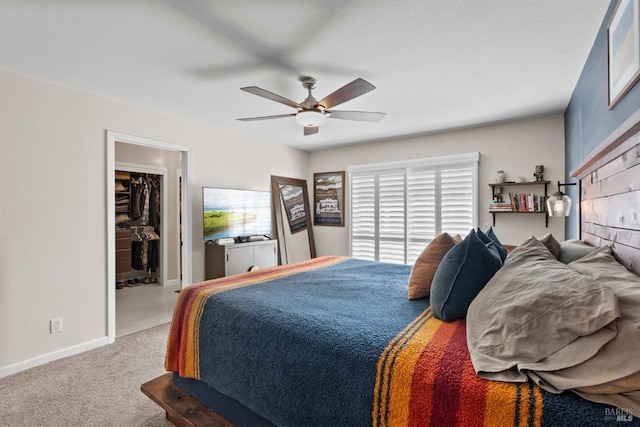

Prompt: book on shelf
xmin=507 ymin=192 xmax=546 ymax=212
xmin=489 ymin=201 xmax=513 ymax=212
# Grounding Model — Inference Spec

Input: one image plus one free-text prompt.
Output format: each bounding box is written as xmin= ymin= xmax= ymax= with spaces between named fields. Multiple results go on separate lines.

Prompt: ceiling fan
xmin=237 ymin=76 xmax=386 ymax=136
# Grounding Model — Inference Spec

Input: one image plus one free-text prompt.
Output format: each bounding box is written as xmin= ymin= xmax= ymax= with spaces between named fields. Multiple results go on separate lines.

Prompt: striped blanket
xmin=165 ymin=256 xmax=348 ymax=378
xmin=374 ymin=308 xmax=545 ymax=427
xmin=166 ymin=256 xmax=632 ymax=427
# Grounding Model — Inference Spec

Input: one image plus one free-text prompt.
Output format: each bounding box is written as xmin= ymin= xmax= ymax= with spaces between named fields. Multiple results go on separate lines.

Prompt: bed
xmin=142 ymin=111 xmax=640 ymax=427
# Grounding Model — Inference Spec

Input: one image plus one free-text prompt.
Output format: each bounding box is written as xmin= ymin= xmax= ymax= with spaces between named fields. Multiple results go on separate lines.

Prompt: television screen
xmin=202 ymin=187 xmax=272 ymax=241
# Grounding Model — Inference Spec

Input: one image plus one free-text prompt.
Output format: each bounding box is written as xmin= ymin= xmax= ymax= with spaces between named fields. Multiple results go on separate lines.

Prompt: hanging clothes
xmin=131 ymin=225 xmax=160 ymax=273
xmin=148 ymin=239 xmax=159 ymax=272
xmin=130 ymin=174 xmax=144 ymax=220
xmin=129 ymin=173 xmax=161 ymax=273
xmin=146 ymin=175 xmax=161 ymax=231
xmin=131 ymin=173 xmax=160 ymax=227
xmin=140 ymin=180 xmax=150 ymax=225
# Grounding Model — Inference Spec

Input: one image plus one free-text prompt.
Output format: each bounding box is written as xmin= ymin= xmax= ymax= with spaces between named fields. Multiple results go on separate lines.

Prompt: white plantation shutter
xmin=378 ymin=172 xmax=406 ymax=264
xmin=440 ymin=167 xmax=474 ymax=236
xmin=349 ymin=153 xmax=478 ymax=264
xmin=407 ymin=169 xmax=436 ymax=262
xmin=351 ymin=174 xmax=376 ymax=260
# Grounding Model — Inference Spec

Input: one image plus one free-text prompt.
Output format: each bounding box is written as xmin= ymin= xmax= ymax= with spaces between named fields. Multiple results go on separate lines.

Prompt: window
xmin=349 ymin=152 xmax=478 ymax=264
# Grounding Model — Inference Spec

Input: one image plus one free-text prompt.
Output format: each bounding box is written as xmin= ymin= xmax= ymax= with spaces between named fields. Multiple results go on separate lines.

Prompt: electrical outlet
xmin=50 ymin=318 xmax=63 ymax=334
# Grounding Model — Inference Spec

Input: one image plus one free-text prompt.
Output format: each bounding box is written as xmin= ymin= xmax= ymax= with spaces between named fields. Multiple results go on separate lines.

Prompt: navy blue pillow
xmin=430 ymin=230 xmax=503 ymax=322
xmin=482 ymin=227 xmax=508 ymax=262
xmin=476 ymin=228 xmax=506 ymax=263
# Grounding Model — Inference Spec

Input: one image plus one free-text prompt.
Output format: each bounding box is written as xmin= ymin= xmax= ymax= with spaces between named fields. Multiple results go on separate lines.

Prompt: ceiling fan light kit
xmin=295 ymin=110 xmax=326 ymax=127
xmin=238 ymin=76 xmax=385 ymax=136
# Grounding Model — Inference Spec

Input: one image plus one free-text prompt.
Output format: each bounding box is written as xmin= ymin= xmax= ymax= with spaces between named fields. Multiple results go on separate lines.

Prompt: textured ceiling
xmin=0 ymin=0 xmax=610 ymax=151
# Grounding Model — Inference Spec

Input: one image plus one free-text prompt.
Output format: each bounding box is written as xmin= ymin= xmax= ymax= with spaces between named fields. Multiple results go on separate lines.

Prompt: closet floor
xmin=116 ymin=282 xmax=181 ymax=338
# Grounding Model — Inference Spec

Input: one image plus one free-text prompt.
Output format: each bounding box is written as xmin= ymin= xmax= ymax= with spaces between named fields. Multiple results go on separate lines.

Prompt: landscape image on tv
xmin=203 ymin=188 xmax=271 ymax=241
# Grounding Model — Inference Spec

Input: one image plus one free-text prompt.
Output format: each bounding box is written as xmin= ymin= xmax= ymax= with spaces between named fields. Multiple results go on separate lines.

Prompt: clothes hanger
xmin=132 ymin=227 xmax=143 ymax=242
xmin=149 ymin=229 xmax=160 ymax=240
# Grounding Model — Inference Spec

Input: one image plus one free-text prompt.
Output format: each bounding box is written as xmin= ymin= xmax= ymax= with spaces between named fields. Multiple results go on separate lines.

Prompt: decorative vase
xmin=495 ymin=170 xmax=505 ymax=184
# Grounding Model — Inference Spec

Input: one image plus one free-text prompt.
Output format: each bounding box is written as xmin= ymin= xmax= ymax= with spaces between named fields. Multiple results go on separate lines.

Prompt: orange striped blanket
xmin=374 ymin=308 xmax=544 ymax=427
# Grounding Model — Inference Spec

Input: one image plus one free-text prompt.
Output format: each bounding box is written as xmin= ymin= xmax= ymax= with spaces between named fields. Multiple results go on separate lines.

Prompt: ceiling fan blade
xmin=327 ymin=110 xmax=386 ymax=122
xmin=304 ymin=126 xmax=319 ymax=136
xmin=237 ymin=113 xmax=296 ymax=121
xmin=241 ymin=86 xmax=304 ymax=110
xmin=315 ymin=78 xmax=376 ymax=109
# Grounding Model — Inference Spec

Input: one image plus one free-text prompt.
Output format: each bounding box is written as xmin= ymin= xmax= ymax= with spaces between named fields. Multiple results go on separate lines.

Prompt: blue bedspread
xmin=195 ymin=257 xmax=425 ymax=426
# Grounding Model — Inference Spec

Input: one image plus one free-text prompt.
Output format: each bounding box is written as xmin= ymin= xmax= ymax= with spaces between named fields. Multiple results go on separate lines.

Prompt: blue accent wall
xmin=565 ymin=0 xmax=640 ymax=239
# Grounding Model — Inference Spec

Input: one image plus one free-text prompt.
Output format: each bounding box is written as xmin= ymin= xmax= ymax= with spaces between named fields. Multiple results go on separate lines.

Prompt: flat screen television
xmin=202 ymin=187 xmax=272 ymax=241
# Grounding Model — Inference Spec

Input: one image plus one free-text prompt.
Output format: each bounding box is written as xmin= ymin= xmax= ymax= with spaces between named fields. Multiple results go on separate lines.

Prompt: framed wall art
xmin=607 ymin=0 xmax=640 ymax=108
xmin=313 ymin=171 xmax=345 ymax=226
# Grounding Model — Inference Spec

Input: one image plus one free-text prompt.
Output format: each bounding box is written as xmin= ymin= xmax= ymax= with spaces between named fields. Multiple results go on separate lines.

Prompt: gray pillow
xmin=558 ymin=239 xmax=598 ymax=264
xmin=467 ymin=236 xmax=620 ymax=383
xmin=538 ymin=233 xmax=560 ymax=259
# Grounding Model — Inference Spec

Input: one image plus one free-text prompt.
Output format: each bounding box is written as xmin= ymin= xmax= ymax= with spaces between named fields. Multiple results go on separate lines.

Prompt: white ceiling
xmin=0 ymin=0 xmax=610 ymax=152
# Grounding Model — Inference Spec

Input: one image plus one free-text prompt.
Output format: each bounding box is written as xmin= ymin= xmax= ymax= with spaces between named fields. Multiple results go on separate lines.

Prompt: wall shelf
xmin=489 ymin=181 xmax=550 ymax=228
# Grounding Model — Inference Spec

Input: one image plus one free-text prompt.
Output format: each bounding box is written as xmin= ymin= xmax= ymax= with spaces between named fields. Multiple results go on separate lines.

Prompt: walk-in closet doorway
xmin=114 ymin=165 xmax=166 ymax=286
xmin=106 ymin=131 xmax=192 ymax=343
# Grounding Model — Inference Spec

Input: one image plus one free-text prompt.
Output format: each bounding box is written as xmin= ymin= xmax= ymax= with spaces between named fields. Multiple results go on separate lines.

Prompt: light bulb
xmin=553 ymin=200 xmax=564 ymax=214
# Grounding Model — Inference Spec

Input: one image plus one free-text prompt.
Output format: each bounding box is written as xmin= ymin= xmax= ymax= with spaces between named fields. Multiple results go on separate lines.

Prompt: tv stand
xmin=205 ymin=239 xmax=278 ymax=279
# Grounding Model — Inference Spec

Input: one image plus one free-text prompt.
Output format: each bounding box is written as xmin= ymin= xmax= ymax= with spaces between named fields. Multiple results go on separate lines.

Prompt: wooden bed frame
xmin=141 ymin=373 xmax=232 ymax=427
xmin=142 ymin=108 xmax=640 ymax=427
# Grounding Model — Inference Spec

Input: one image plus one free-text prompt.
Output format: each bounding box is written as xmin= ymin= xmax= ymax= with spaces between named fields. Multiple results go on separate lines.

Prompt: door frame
xmin=177 ymin=169 xmax=183 ymax=283
xmin=106 ymin=131 xmax=192 ymax=343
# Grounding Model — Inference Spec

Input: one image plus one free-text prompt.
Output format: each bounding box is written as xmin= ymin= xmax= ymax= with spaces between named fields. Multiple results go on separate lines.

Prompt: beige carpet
xmin=0 ymin=324 xmax=173 ymax=427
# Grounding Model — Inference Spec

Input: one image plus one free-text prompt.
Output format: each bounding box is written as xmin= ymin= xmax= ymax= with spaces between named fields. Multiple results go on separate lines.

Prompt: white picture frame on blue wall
xmin=608 ymin=0 xmax=640 ymax=109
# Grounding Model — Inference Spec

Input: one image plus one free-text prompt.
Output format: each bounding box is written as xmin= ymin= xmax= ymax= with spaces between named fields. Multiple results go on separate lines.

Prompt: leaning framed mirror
xmin=271 ymin=175 xmax=316 ymax=265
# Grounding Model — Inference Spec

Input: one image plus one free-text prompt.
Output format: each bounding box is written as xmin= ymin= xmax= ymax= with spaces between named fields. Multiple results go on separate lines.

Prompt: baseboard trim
xmin=163 ymin=278 xmax=180 ymax=287
xmin=0 ymin=336 xmax=109 ymax=379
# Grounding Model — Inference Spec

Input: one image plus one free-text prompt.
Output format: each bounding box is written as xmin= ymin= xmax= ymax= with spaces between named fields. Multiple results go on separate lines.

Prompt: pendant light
xmin=546 ymin=181 xmax=576 ymax=217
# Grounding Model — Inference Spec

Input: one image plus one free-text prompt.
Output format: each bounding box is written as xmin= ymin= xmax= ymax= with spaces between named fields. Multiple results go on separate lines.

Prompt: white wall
xmin=0 ymin=70 xmax=309 ymax=372
xmin=309 ymin=114 xmax=566 ymax=256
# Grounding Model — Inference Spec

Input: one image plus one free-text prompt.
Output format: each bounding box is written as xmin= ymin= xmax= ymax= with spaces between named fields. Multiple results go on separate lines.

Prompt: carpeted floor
xmin=0 ymin=323 xmax=173 ymax=427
